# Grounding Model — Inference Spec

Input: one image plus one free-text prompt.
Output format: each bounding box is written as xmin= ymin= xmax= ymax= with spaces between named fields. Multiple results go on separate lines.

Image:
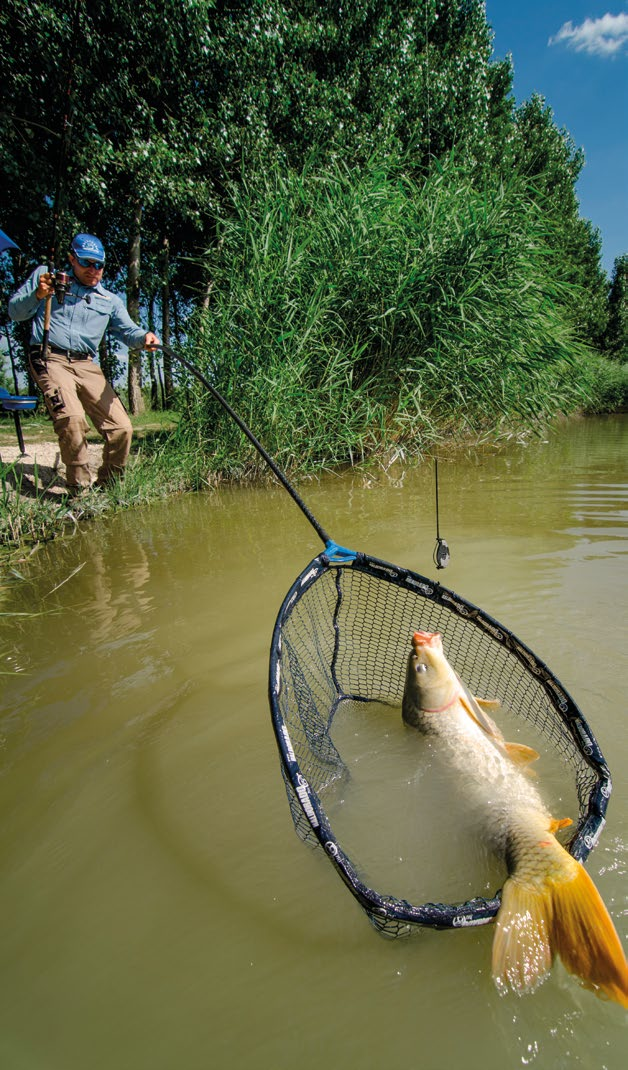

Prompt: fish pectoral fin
xmin=475 ymin=696 xmax=501 ymax=710
xmin=459 ymin=693 xmax=503 ymax=740
xmin=458 ymin=691 xmax=539 ymax=771
xmin=503 ymin=742 xmax=540 ymax=766
xmin=549 ymin=817 xmax=573 ymax=834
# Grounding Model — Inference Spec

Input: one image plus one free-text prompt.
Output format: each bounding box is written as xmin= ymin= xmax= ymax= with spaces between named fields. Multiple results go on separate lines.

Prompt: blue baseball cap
xmin=71 ymin=233 xmax=105 ymax=263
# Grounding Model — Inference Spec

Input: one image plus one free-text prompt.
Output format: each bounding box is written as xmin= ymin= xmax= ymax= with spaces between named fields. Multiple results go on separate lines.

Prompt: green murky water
xmin=1 ymin=415 xmax=626 ymax=1069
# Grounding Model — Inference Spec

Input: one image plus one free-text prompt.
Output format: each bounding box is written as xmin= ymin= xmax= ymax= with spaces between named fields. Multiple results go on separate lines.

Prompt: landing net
xmin=269 ymin=546 xmax=611 ymax=935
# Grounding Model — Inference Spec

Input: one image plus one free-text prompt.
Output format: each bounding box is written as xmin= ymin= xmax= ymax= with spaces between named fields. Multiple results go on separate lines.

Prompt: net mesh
xmin=269 ymin=550 xmax=611 ymax=935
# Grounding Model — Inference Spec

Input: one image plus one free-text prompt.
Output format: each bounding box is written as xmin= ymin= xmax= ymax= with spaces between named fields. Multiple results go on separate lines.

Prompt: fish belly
xmin=423 ymin=704 xmax=548 ymax=860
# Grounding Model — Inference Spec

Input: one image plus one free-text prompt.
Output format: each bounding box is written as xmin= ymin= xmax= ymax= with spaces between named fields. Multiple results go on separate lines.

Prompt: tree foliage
xmin=505 ymin=94 xmax=608 ymax=346
xmin=604 ymin=256 xmax=628 ymax=361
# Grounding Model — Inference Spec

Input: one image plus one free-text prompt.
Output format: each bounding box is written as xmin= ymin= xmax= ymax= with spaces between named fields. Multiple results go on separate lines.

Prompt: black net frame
xmin=269 ymin=548 xmax=612 ymax=936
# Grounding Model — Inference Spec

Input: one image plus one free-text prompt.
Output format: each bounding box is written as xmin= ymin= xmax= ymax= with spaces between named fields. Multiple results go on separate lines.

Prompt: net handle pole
xmin=48 ymin=0 xmax=83 ymax=271
xmin=160 ymin=344 xmax=332 ymax=546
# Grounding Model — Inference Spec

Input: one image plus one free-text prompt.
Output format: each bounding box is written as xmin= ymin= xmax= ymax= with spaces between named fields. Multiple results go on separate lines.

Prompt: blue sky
xmin=485 ymin=2 xmax=628 ymax=277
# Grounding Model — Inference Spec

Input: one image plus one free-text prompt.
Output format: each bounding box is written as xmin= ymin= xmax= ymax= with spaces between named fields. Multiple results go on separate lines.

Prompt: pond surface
xmin=1 ymin=414 xmax=626 ymax=1069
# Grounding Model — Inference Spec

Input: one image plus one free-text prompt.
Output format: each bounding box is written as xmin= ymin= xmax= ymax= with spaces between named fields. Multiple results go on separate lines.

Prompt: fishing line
xmin=433 ymin=457 xmax=450 ymax=569
xmin=424 ymin=0 xmax=432 ymax=164
xmin=425 ymin=14 xmax=450 ymax=569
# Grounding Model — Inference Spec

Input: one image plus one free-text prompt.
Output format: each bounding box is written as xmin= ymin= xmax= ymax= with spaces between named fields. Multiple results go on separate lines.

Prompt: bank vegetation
xmin=1 ymin=2 xmax=626 ymax=549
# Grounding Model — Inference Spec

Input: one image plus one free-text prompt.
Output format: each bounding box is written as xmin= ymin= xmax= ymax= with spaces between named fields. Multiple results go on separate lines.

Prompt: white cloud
xmin=549 ymin=12 xmax=628 ymax=56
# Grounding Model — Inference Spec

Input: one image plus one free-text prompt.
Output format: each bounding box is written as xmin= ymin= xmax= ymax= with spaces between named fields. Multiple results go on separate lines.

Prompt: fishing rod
xmin=41 ymin=0 xmax=83 ymax=358
xmin=161 ymin=344 xmax=455 ymax=569
xmin=160 ymin=343 xmax=332 ymax=548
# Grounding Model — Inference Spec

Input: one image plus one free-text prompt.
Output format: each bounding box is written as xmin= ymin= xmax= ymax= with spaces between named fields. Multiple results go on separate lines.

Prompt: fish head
xmin=401 ymin=630 xmax=459 ymax=727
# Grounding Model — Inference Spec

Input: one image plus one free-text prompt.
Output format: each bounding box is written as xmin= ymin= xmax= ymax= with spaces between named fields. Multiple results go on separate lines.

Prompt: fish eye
xmin=415 ymin=663 xmax=428 ymax=674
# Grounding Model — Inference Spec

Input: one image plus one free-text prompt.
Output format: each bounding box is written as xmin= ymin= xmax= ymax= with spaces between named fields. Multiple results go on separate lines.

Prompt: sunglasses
xmin=74 ymin=256 xmax=104 ymax=270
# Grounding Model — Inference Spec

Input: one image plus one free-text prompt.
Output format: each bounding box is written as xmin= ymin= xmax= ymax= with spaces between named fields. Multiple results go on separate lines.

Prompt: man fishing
xmin=8 ymin=233 xmax=160 ymax=494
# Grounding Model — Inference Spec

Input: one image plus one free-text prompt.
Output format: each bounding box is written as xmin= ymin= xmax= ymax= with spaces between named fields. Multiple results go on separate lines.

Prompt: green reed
xmin=1 ymin=460 xmax=84 ymax=547
xmin=184 ymin=151 xmax=604 ymax=474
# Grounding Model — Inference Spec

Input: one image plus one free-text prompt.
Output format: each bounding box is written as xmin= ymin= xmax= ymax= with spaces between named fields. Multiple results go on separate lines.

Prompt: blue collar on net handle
xmin=324 ymin=540 xmax=358 ymax=564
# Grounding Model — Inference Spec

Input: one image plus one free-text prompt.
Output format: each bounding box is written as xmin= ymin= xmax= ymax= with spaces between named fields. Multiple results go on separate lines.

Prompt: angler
xmin=8 ymin=234 xmax=160 ymax=494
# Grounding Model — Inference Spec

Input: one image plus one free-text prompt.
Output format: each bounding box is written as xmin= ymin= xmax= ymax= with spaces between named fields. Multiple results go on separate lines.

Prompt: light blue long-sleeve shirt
xmin=8 ymin=265 xmax=148 ymax=356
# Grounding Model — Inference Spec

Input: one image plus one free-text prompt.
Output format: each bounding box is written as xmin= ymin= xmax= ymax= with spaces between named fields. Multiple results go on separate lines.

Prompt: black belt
xmin=30 ymin=346 xmax=92 ymax=361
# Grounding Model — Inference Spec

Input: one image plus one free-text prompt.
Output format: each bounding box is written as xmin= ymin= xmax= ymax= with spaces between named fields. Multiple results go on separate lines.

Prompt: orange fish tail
xmin=550 ymin=861 xmax=628 ymax=1007
xmin=492 ymin=855 xmax=628 ymax=1007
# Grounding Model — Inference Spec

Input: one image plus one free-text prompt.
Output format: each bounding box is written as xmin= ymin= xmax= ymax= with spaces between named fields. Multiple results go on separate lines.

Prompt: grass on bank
xmin=0 ymin=408 xmax=184 ymax=549
xmin=0 ymin=407 xmax=179 ymax=449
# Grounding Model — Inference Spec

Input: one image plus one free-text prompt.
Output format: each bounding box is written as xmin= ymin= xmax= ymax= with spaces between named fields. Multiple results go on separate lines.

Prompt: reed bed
xmin=185 ymin=153 xmax=598 ymax=474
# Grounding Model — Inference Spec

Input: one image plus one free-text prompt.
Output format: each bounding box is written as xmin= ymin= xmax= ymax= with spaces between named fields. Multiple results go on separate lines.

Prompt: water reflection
xmin=88 ymin=538 xmax=153 ymax=645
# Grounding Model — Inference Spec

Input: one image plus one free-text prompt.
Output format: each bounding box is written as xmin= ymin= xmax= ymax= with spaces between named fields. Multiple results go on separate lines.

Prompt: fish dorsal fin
xmin=504 ymin=742 xmax=541 ymax=765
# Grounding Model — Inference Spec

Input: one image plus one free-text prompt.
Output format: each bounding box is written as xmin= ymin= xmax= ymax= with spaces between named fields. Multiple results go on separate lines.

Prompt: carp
xmin=402 ymin=629 xmax=628 ymax=1007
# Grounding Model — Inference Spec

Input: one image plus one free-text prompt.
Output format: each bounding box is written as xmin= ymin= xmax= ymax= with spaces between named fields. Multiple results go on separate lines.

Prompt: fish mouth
xmin=412 ymin=631 xmax=442 ymax=650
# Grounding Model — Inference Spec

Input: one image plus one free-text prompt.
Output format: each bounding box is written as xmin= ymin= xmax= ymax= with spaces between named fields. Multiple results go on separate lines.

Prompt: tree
xmin=126 ymin=200 xmax=144 ymax=413
xmin=507 ymin=94 xmax=608 ymax=348
xmin=196 ymin=1 xmax=504 ymax=176
xmin=1 ymin=0 xmax=218 ymax=407
xmin=0 ymin=0 xmax=77 ymax=262
xmin=604 ymin=256 xmax=628 ymax=360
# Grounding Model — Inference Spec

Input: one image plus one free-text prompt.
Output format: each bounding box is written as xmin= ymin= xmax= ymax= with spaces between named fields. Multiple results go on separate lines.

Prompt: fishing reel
xmin=53 ymin=269 xmax=72 ymax=305
xmin=432 ymin=459 xmax=450 ymax=569
xmin=433 ymin=536 xmax=450 ymax=570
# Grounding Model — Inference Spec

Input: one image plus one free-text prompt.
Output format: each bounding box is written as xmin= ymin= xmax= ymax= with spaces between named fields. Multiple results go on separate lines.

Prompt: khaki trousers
xmin=29 ymin=351 xmax=132 ymax=488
